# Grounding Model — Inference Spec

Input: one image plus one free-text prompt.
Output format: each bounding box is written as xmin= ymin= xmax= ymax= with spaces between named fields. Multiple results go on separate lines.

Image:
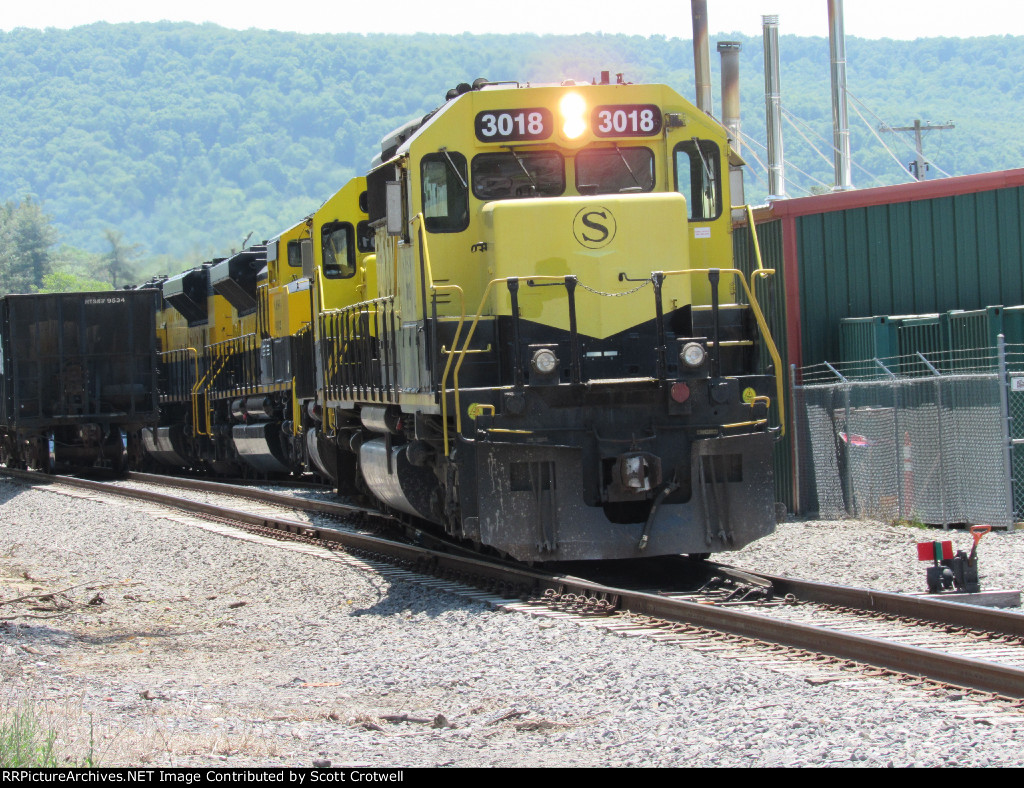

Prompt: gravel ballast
xmin=2 ymin=476 xmax=1023 ymax=767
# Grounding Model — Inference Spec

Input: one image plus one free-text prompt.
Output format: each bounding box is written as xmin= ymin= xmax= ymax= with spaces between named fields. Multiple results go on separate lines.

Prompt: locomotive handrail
xmin=450 ymin=267 xmax=785 ymax=439
xmin=661 ymin=267 xmax=785 ymax=437
xmin=411 ymin=214 xmax=468 ymax=455
xmin=432 ymin=285 xmax=465 ymax=455
xmin=208 ymin=332 xmax=259 ymax=352
xmin=314 ymin=267 xmax=326 ymax=335
xmin=157 ymin=347 xmax=200 ymax=395
xmin=208 ymin=332 xmax=261 ymax=398
xmin=158 ymin=346 xmax=205 ymax=435
xmin=192 ymin=352 xmax=220 ymax=437
xmin=741 ymin=204 xmax=766 ymax=272
xmin=319 ymin=295 xmax=395 ymax=317
xmin=451 ymin=274 xmax=569 ymax=443
xmin=318 ymin=295 xmax=398 ymax=404
xmin=256 ymin=282 xmax=270 ymax=339
xmin=739 ymin=209 xmax=778 ymax=385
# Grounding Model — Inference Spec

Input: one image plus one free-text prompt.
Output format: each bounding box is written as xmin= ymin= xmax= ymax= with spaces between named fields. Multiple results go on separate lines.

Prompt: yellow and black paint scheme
xmin=330 ymin=76 xmax=784 ymax=561
xmin=142 ymin=177 xmax=374 ymax=481
xmin=143 ymin=263 xmax=215 ymax=470
xmin=135 ymin=75 xmax=782 ymax=564
xmin=266 ymin=219 xmax=313 ymax=338
xmin=145 ymin=243 xmax=302 ymax=476
xmin=304 ymin=177 xmax=377 ymax=482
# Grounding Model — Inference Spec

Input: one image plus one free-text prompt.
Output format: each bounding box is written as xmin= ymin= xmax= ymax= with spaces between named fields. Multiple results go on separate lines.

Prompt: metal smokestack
xmin=691 ymin=0 xmax=712 ymax=113
xmin=718 ymin=40 xmax=745 ymax=209
xmin=717 ymin=41 xmax=742 ymax=151
xmin=762 ymin=15 xmax=786 ymax=199
xmin=828 ymin=0 xmax=853 ymax=190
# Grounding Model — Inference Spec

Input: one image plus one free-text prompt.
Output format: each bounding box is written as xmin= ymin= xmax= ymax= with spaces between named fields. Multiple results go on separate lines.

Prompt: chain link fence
xmin=793 ymin=342 xmax=1023 ymax=528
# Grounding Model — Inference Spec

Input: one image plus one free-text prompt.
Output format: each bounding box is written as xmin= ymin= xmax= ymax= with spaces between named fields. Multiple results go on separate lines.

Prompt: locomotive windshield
xmin=575 ymin=146 xmax=654 ymax=194
xmin=471 ymin=151 xmax=565 ymax=200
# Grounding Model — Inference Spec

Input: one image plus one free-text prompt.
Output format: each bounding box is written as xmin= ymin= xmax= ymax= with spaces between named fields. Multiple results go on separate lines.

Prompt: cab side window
xmin=421 ymin=152 xmax=469 ymax=233
xmin=287 ymin=240 xmax=303 ymax=268
xmin=357 ymin=220 xmax=376 ymax=254
xmin=321 ymin=222 xmax=356 ymax=279
xmin=674 ymin=139 xmax=722 ymax=221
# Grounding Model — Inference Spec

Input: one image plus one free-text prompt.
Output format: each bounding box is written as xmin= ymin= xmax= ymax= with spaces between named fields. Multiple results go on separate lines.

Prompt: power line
xmin=845 ymin=89 xmax=954 ymax=179
xmin=879 ymin=118 xmax=956 ymax=181
xmin=845 ymin=98 xmax=918 ymax=184
xmin=783 ymin=105 xmax=895 ymax=189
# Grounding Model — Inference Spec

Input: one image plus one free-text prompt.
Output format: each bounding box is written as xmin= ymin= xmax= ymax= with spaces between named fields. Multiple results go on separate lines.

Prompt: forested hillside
xmin=2 ymin=22 xmax=1023 ymax=287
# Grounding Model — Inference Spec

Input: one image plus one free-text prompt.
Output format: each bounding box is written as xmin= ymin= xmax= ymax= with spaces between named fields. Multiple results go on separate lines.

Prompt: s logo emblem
xmin=573 ymin=206 xmax=617 ymax=249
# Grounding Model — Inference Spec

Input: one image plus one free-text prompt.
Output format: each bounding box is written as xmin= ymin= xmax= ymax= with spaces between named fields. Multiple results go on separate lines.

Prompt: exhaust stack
xmin=717 ymin=41 xmax=742 ymax=151
xmin=828 ymin=0 xmax=853 ymax=190
xmin=691 ymin=0 xmax=712 ymax=113
xmin=762 ymin=15 xmax=786 ymax=199
xmin=718 ymin=41 xmax=745 ymax=210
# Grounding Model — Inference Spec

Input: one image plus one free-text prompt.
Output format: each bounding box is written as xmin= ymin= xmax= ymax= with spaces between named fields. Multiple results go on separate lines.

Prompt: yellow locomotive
xmin=139 ymin=73 xmax=782 ymax=562
xmin=317 ymin=75 xmax=784 ymax=561
xmin=144 ymin=177 xmax=374 ymax=478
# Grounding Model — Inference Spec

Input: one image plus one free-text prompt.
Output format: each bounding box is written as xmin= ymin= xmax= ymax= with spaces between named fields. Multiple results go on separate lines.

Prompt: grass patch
xmin=0 ymin=704 xmax=61 ymax=767
xmin=0 ymin=702 xmax=98 ymax=767
xmin=897 ymin=516 xmax=930 ymax=530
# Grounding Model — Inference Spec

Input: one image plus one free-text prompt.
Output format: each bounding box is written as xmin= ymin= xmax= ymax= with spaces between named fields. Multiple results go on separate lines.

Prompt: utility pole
xmin=880 ymin=119 xmax=955 ymax=181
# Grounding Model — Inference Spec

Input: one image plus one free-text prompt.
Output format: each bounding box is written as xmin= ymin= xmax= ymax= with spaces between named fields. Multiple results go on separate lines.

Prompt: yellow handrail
xmin=193 ymin=351 xmax=227 ymax=437
xmin=291 ymin=376 xmax=302 ymax=436
xmin=411 ymin=214 xmax=468 ymax=456
xmin=452 ymin=274 xmax=569 ymax=442
xmin=450 ymin=269 xmax=784 ymax=438
xmin=157 ymin=347 xmax=200 ymax=398
xmin=184 ymin=346 xmax=213 ymax=437
xmin=661 ymin=267 xmax=785 ymax=437
xmin=433 ymin=285 xmax=465 ymax=456
xmin=743 ymin=204 xmax=765 ymax=272
xmin=158 ymin=346 xmax=207 ymax=437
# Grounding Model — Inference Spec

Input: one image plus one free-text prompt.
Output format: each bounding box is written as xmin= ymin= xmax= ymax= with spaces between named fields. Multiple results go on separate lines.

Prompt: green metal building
xmin=735 ymin=168 xmax=1024 ymax=510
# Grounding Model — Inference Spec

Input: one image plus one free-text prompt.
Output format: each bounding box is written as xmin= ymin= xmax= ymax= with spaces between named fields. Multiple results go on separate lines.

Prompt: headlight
xmin=559 ymin=93 xmax=586 ymax=139
xmin=531 ymin=348 xmax=559 ymax=375
xmin=679 ymin=342 xmax=707 ymax=369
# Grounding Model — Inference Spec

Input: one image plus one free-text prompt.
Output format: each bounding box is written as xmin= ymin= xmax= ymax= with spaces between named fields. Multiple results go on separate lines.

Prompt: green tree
xmin=0 ymin=197 xmax=57 ymax=294
xmin=39 ymin=271 xmax=113 ymax=293
xmin=102 ymin=228 xmax=143 ymax=288
xmin=2 ymin=25 xmax=1024 ymax=258
xmin=0 ymin=201 xmax=12 ymax=293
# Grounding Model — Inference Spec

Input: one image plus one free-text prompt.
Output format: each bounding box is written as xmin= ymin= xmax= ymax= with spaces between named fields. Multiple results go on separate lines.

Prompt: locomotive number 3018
xmin=593 ymin=104 xmax=663 ymax=137
xmin=474 ymin=108 xmax=552 ymax=142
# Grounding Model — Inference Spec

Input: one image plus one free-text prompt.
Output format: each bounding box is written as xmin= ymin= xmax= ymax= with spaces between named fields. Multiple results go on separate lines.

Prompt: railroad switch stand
xmin=917 ymin=525 xmax=991 ymax=594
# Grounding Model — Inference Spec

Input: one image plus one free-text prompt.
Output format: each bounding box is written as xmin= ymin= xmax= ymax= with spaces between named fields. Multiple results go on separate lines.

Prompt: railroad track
xmin=4 ymin=467 xmax=1024 ymax=706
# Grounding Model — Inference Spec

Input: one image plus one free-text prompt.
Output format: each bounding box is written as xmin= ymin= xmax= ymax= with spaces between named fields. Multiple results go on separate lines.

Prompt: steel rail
xmin=0 ymin=468 xmax=560 ymax=590
xmin=124 ymin=471 xmax=398 ymax=521
xmin=736 ymin=568 xmax=1024 ymax=638
xmin=6 ymin=468 xmax=1024 ymax=698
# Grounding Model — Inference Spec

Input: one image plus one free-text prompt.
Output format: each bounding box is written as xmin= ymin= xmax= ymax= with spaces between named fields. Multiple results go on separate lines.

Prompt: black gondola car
xmin=0 ymin=290 xmax=159 ymax=472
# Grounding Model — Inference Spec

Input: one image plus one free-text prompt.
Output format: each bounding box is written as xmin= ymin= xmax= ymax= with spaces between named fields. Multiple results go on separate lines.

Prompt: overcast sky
xmin=1 ymin=0 xmax=1021 ymax=39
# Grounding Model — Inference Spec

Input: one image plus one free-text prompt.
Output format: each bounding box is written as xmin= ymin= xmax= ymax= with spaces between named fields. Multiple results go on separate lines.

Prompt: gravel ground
xmin=730 ymin=516 xmax=1024 ymax=595
xmin=2 ymin=475 xmax=1024 ymax=768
